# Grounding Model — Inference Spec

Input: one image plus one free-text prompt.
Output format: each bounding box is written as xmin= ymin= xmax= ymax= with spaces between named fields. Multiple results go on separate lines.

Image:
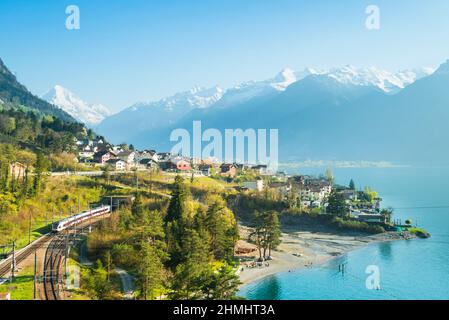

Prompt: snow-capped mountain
xmin=213 ymin=67 xmax=325 ymax=108
xmin=323 ymin=66 xmax=435 ymax=93
xmin=42 ymin=85 xmax=111 ymax=127
xmin=130 ymin=85 xmax=224 ymax=112
xmin=96 ymin=85 xmax=223 ymax=143
xmin=97 ymin=63 xmax=435 ymax=146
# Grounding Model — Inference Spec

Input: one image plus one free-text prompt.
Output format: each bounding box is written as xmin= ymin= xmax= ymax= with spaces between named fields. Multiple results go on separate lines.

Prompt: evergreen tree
xmin=327 ymin=190 xmax=349 ymax=218
xmin=32 ymin=152 xmax=47 ymax=195
xmin=165 ymin=176 xmax=190 ymax=223
xmin=201 ymin=265 xmax=242 ymax=300
xmin=131 ymin=192 xmax=145 ymax=221
xmin=170 ymin=228 xmax=211 ymax=299
xmin=349 ymin=179 xmax=356 ymax=190
xmin=266 ymin=210 xmax=281 ymax=257
xmin=165 ymin=176 xmax=192 ymax=267
xmin=137 ymin=242 xmax=165 ymax=300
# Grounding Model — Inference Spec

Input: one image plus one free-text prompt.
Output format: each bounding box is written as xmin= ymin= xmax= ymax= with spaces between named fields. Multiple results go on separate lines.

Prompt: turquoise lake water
xmin=239 ymin=166 xmax=449 ymax=300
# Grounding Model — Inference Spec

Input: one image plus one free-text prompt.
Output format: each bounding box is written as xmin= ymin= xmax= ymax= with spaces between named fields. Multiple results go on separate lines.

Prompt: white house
xmin=243 ymin=180 xmax=265 ymax=192
xmin=117 ymin=151 xmax=136 ymax=168
xmin=107 ymin=159 xmax=127 ymax=171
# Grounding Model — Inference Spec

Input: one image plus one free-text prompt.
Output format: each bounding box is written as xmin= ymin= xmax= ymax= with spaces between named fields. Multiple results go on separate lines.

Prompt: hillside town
xmin=74 ymin=138 xmax=388 ymax=226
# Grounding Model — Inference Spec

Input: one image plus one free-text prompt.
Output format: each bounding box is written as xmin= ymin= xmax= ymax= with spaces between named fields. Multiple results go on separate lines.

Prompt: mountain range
xmin=93 ymin=64 xmax=445 ymax=164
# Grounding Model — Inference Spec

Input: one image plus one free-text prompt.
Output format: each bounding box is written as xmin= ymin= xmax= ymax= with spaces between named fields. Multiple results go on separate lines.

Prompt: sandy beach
xmin=237 ymin=225 xmax=408 ymax=286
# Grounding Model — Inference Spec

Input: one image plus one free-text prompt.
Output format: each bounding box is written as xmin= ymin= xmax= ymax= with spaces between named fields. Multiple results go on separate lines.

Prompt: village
xmin=74 ymin=138 xmax=389 ymax=227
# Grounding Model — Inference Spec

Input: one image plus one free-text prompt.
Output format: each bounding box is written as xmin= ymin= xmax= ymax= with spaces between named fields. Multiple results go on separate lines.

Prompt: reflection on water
xmin=378 ymin=242 xmax=392 ymax=261
xmin=250 ymin=275 xmax=282 ymax=300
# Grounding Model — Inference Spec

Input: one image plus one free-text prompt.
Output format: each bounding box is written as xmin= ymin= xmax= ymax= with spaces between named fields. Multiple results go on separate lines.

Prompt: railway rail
xmin=0 ymin=235 xmax=51 ymax=278
xmin=42 ymin=234 xmax=66 ymax=300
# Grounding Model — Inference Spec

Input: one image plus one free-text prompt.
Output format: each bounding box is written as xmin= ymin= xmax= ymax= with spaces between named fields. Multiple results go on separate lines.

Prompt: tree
xmin=327 ymin=190 xmax=349 ymax=218
xmin=85 ymin=259 xmax=113 ymax=300
xmin=325 ymin=167 xmax=334 ymax=184
xmin=131 ymin=192 xmax=145 ymax=221
xmin=266 ymin=211 xmax=281 ymax=257
xmin=349 ymin=179 xmax=355 ymax=190
xmin=363 ymin=186 xmax=378 ymax=203
xmin=380 ymin=208 xmax=394 ymax=224
xmin=201 ymin=265 xmax=241 ymax=300
xmin=204 ymin=198 xmax=237 ymax=261
xmin=165 ymin=176 xmax=190 ymax=223
xmin=137 ymin=242 xmax=165 ymax=300
xmin=165 ymin=176 xmax=192 ymax=267
xmin=170 ymin=229 xmax=211 ymax=299
xmin=249 ymin=210 xmax=282 ymax=260
xmin=32 ymin=152 xmax=47 ymax=195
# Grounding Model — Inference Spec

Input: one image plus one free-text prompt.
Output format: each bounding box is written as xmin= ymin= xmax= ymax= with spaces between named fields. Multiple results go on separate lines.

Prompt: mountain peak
xmin=435 ymin=60 xmax=449 ymax=75
xmin=42 ymin=85 xmax=111 ymax=127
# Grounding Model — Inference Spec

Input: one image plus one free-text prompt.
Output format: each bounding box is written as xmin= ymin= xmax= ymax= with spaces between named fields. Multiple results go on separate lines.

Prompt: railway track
xmin=0 ymin=235 xmax=51 ymax=278
xmin=42 ymin=234 xmax=66 ymax=300
xmin=1 ymin=212 xmax=111 ymax=300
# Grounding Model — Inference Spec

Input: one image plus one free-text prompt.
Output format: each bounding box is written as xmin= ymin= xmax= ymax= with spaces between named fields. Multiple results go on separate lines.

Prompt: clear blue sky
xmin=1 ymin=0 xmax=449 ymax=112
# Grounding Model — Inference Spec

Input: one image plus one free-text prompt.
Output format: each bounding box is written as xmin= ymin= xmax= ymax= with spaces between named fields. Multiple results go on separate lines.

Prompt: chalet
xmin=270 ymin=182 xmax=291 ymax=196
xmin=138 ymin=158 xmax=159 ymax=170
xmin=93 ymin=151 xmax=112 ymax=165
xmin=199 ymin=164 xmax=212 ymax=176
xmin=117 ymin=151 xmax=136 ymax=166
xmin=136 ymin=150 xmax=158 ymax=163
xmin=111 ymin=146 xmax=124 ymax=154
xmin=106 ymin=159 xmax=126 ymax=171
xmin=157 ymin=152 xmax=172 ymax=162
xmin=220 ymin=164 xmax=237 ymax=178
xmin=353 ymin=212 xmax=386 ymax=224
xmin=171 ymin=158 xmax=191 ymax=171
xmin=252 ymin=164 xmax=269 ymax=175
xmin=243 ymin=179 xmax=265 ymax=192
xmin=340 ymin=189 xmax=358 ymax=201
xmin=234 ymin=163 xmax=252 ymax=172
xmin=9 ymin=162 xmax=27 ymax=180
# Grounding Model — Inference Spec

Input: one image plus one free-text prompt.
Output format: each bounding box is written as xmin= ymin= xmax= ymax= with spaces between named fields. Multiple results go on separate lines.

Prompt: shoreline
xmin=237 ymin=226 xmax=411 ymax=287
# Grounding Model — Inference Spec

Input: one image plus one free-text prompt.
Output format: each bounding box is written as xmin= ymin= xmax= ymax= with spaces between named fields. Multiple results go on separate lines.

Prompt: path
xmin=115 ymin=268 xmax=135 ymax=299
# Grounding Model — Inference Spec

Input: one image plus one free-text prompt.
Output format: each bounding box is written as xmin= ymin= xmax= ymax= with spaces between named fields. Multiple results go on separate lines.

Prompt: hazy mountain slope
xmin=126 ymin=62 xmax=448 ymax=164
xmin=0 ymin=58 xmax=75 ymax=122
xmin=96 ymin=86 xmax=224 ymax=144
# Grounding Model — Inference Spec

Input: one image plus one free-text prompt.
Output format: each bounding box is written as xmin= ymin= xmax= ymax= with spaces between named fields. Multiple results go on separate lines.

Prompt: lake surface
xmin=239 ymin=166 xmax=449 ymax=300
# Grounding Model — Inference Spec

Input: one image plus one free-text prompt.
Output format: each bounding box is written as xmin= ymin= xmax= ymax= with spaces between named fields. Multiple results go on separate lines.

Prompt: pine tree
xmin=165 ymin=175 xmax=190 ymax=223
xmin=165 ymin=176 xmax=191 ymax=268
xmin=201 ymin=265 xmax=241 ymax=300
xmin=327 ymin=190 xmax=349 ymax=218
xmin=32 ymin=152 xmax=46 ymax=195
xmin=137 ymin=242 xmax=165 ymax=300
xmin=266 ymin=210 xmax=281 ymax=258
xmin=170 ymin=228 xmax=211 ymax=299
xmin=131 ymin=192 xmax=145 ymax=221
xmin=349 ymin=179 xmax=356 ymax=190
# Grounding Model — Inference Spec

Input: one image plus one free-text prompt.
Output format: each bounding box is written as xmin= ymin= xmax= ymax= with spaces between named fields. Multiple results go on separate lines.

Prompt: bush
xmin=331 ymin=217 xmax=384 ymax=234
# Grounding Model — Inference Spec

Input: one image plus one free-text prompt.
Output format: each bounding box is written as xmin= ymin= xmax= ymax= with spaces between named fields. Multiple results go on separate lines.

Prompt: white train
xmin=52 ymin=205 xmax=111 ymax=232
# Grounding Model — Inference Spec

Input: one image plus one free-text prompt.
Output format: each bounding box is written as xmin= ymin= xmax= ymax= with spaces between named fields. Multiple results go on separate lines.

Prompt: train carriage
xmin=51 ymin=206 xmax=111 ymax=232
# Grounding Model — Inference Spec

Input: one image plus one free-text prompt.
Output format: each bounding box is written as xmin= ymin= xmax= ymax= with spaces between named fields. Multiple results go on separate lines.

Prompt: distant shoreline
xmin=237 ymin=227 xmax=411 ymax=288
xmin=279 ymin=161 xmax=410 ymax=169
